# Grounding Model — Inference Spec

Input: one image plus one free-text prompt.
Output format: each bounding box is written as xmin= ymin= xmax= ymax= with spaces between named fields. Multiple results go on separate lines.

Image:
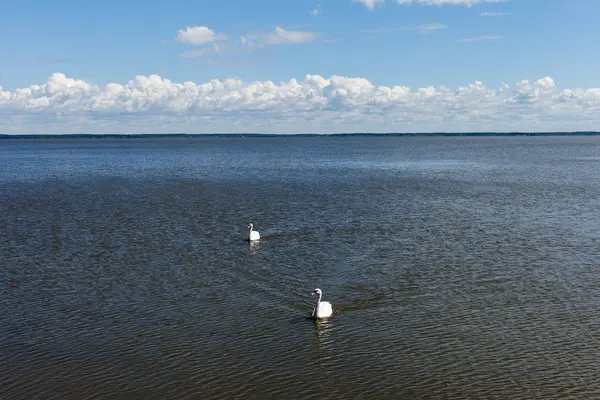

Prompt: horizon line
xmin=1 ymin=132 xmax=600 ymax=139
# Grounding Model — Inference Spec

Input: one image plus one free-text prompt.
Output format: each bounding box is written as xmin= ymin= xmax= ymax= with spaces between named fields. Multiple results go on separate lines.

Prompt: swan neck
xmin=312 ymin=294 xmax=322 ymax=317
xmin=313 ymin=294 xmax=322 ymax=317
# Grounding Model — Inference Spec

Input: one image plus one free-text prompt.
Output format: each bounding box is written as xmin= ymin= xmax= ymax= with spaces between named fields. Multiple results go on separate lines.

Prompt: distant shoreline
xmin=1 ymin=132 xmax=600 ymax=139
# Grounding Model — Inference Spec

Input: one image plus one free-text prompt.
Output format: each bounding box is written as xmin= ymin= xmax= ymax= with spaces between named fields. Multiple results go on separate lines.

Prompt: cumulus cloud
xmin=175 ymin=26 xmax=228 ymax=45
xmin=358 ymin=0 xmax=506 ymax=8
xmin=507 ymin=77 xmax=556 ymax=105
xmin=1 ymin=73 xmax=600 ymax=133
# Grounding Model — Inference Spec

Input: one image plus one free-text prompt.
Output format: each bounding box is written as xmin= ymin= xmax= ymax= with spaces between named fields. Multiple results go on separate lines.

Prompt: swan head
xmin=248 ymin=223 xmax=253 ymax=229
xmin=311 ymin=288 xmax=322 ymax=296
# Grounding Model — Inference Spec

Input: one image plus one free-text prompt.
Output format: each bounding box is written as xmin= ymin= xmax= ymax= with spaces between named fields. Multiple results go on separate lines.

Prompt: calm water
xmin=2 ymin=135 xmax=600 ymax=399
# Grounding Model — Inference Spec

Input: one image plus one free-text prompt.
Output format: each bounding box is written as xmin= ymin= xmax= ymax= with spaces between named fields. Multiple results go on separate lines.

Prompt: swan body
xmin=247 ymin=223 xmax=260 ymax=241
xmin=311 ymin=288 xmax=333 ymax=319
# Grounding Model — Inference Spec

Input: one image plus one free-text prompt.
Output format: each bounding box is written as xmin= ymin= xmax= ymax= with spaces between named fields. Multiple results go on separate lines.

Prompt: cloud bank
xmin=1 ymin=73 xmax=599 ymax=133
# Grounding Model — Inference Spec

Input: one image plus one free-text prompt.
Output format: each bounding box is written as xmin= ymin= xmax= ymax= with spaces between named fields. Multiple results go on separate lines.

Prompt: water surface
xmin=2 ymin=135 xmax=600 ymax=399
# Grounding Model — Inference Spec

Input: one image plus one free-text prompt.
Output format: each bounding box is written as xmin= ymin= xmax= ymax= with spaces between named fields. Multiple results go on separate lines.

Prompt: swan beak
xmin=311 ymin=291 xmax=317 ymax=295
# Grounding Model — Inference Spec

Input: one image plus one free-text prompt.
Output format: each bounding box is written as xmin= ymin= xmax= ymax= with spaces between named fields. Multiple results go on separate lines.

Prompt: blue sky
xmin=1 ymin=0 xmax=600 ymax=133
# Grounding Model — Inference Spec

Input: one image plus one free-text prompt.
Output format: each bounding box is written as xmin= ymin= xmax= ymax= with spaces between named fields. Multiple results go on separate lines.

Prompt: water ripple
xmin=3 ymin=136 xmax=600 ymax=399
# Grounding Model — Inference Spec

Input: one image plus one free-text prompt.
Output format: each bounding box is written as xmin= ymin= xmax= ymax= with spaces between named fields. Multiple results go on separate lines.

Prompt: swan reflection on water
xmin=313 ymin=317 xmax=335 ymax=348
xmin=247 ymin=239 xmax=261 ymax=254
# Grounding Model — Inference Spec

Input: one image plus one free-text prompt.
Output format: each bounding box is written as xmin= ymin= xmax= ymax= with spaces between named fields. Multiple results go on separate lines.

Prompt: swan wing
xmin=317 ymin=301 xmax=333 ymax=318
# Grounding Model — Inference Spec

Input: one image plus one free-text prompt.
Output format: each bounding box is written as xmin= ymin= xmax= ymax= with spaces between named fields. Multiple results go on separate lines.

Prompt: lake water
xmin=2 ymin=135 xmax=600 ymax=399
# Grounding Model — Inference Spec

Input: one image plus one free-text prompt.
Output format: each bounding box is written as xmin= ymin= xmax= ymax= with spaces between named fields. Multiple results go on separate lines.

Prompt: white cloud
xmin=354 ymin=0 xmax=386 ymax=10
xmin=180 ymin=43 xmax=225 ymax=58
xmin=178 ymin=26 xmax=319 ymax=59
xmin=242 ymin=27 xmax=318 ymax=48
xmin=403 ymin=24 xmax=447 ymax=33
xmin=362 ymin=24 xmax=446 ymax=35
xmin=358 ymin=0 xmax=506 ymax=8
xmin=1 ymin=73 xmax=600 ymax=134
xmin=481 ymin=11 xmax=512 ymax=16
xmin=264 ymin=27 xmax=318 ymax=45
xmin=409 ymin=0 xmax=506 ymax=4
xmin=310 ymin=5 xmax=322 ymax=16
xmin=507 ymin=77 xmax=555 ymax=105
xmin=457 ymin=35 xmax=500 ymax=42
xmin=175 ymin=26 xmax=228 ymax=45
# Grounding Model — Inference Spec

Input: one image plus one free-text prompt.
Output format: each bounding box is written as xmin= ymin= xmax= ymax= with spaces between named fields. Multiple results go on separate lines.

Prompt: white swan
xmin=247 ymin=223 xmax=260 ymax=241
xmin=311 ymin=288 xmax=333 ymax=319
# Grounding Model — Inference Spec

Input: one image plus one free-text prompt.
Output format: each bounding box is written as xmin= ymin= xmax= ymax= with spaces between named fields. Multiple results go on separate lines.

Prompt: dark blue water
xmin=2 ymin=136 xmax=600 ymax=399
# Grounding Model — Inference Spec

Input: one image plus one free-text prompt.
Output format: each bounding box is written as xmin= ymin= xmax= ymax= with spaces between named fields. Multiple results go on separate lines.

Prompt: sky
xmin=1 ymin=0 xmax=600 ymax=134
